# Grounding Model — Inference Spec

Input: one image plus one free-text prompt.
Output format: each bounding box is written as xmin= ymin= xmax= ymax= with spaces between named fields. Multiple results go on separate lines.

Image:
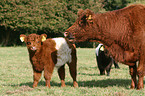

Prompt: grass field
xmin=0 ymin=47 xmax=145 ymax=96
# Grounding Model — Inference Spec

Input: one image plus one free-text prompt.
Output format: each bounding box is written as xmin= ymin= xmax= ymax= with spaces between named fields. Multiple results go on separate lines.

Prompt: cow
xmin=96 ymin=43 xmax=119 ymax=76
xmin=64 ymin=4 xmax=145 ymax=90
xmin=20 ymin=33 xmax=78 ymax=88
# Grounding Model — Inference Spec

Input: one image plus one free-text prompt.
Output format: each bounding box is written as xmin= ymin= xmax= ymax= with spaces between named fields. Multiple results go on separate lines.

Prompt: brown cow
xmin=65 ymin=4 xmax=145 ymax=90
xmin=20 ymin=33 xmax=78 ymax=88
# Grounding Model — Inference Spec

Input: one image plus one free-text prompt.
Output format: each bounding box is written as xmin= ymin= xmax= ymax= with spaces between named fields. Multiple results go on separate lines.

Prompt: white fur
xmin=52 ymin=38 xmax=72 ymax=69
xmin=96 ymin=44 xmax=103 ymax=56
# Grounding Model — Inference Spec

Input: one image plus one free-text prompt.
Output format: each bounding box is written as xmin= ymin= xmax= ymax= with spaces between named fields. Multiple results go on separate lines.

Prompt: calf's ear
xmin=41 ymin=34 xmax=47 ymax=42
xmin=20 ymin=34 xmax=26 ymax=42
xmin=100 ymin=46 xmax=104 ymax=51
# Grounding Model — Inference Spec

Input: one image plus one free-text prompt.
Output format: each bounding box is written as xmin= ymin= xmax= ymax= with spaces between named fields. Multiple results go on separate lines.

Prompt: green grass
xmin=0 ymin=47 xmax=145 ymax=96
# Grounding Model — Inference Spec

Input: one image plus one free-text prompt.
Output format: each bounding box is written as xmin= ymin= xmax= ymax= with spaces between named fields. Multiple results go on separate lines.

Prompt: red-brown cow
xmin=65 ymin=4 xmax=145 ymax=90
xmin=20 ymin=33 xmax=78 ymax=88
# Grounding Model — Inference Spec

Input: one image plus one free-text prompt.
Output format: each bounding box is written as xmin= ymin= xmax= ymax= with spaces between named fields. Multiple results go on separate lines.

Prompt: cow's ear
xmin=41 ymin=34 xmax=47 ymax=42
xmin=77 ymin=9 xmax=84 ymax=17
xmin=84 ymin=9 xmax=94 ymax=22
xmin=20 ymin=34 xmax=26 ymax=42
xmin=78 ymin=9 xmax=94 ymax=26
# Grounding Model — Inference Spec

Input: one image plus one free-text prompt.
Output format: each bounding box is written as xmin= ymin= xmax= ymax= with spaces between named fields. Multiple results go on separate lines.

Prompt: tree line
xmin=0 ymin=0 xmax=143 ymax=46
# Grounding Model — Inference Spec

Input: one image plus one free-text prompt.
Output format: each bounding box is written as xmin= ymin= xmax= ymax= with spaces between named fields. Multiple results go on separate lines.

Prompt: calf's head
xmin=20 ymin=34 xmax=47 ymax=52
xmin=65 ymin=9 xmax=95 ymax=42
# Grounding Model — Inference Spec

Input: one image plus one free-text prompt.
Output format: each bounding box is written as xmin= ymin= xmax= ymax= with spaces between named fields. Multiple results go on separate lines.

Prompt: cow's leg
xmin=58 ymin=65 xmax=66 ymax=87
xmin=67 ymin=61 xmax=78 ymax=88
xmin=129 ymin=63 xmax=137 ymax=89
xmin=44 ymin=67 xmax=54 ymax=88
xmin=33 ymin=70 xmax=42 ymax=88
xmin=137 ymin=56 xmax=144 ymax=89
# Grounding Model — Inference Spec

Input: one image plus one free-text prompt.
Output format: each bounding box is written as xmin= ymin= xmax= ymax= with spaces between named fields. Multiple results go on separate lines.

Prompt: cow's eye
xmin=27 ymin=42 xmax=31 ymax=45
xmin=79 ymin=20 xmax=84 ymax=26
xmin=37 ymin=41 xmax=40 ymax=43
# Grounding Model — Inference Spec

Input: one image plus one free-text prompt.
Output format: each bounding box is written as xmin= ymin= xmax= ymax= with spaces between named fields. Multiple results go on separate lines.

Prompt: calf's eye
xmin=27 ymin=42 xmax=31 ymax=45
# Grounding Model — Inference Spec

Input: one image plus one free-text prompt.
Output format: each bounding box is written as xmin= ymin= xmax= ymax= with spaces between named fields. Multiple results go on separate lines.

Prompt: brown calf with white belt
xmin=20 ymin=33 xmax=78 ymax=88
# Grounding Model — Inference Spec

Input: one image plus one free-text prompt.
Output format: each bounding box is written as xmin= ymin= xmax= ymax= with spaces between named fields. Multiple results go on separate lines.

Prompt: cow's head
xmin=20 ymin=34 xmax=47 ymax=52
xmin=65 ymin=9 xmax=95 ymax=42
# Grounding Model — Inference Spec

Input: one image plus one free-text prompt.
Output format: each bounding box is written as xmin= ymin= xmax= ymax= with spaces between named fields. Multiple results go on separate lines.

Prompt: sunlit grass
xmin=0 ymin=47 xmax=145 ymax=96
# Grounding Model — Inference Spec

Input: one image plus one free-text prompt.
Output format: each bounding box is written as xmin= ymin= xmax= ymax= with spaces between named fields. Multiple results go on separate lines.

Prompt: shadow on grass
xmin=9 ymin=80 xmax=61 ymax=88
xmin=79 ymin=72 xmax=100 ymax=76
xmin=78 ymin=79 xmax=131 ymax=88
xmin=8 ymin=78 xmax=143 ymax=89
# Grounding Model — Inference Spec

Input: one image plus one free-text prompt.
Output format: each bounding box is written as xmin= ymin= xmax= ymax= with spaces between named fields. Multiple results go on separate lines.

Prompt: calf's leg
xmin=99 ymin=68 xmax=105 ymax=75
xmin=113 ymin=60 xmax=119 ymax=69
xmin=44 ymin=67 xmax=54 ymax=88
xmin=33 ymin=70 xmax=42 ymax=88
xmin=97 ymin=57 xmax=105 ymax=75
xmin=58 ymin=65 xmax=66 ymax=87
xmin=67 ymin=62 xmax=78 ymax=87
xmin=106 ymin=62 xmax=112 ymax=76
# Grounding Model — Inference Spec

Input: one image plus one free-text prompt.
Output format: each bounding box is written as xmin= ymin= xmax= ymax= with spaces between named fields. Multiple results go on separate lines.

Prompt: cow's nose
xmin=64 ymin=32 xmax=74 ymax=39
xmin=64 ymin=32 xmax=68 ymax=37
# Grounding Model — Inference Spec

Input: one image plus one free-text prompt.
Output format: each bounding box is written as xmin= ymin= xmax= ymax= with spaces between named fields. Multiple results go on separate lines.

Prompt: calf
xmin=20 ymin=33 xmax=78 ymax=88
xmin=96 ymin=44 xmax=119 ymax=76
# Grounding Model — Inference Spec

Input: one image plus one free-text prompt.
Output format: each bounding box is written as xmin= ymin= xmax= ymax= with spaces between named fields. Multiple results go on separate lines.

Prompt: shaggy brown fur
xmin=20 ymin=34 xmax=78 ymax=88
xmin=65 ymin=4 xmax=145 ymax=90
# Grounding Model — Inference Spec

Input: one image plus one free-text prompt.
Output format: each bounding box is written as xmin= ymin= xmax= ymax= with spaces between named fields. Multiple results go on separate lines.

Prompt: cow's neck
xmin=93 ymin=12 xmax=118 ymax=46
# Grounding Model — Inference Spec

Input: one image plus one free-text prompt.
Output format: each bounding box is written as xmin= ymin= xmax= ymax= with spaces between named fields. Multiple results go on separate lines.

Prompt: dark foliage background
xmin=0 ymin=0 xmax=143 ymax=47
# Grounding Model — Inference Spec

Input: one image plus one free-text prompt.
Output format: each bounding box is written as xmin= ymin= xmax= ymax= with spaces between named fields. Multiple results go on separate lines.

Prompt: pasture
xmin=0 ymin=47 xmax=145 ymax=96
